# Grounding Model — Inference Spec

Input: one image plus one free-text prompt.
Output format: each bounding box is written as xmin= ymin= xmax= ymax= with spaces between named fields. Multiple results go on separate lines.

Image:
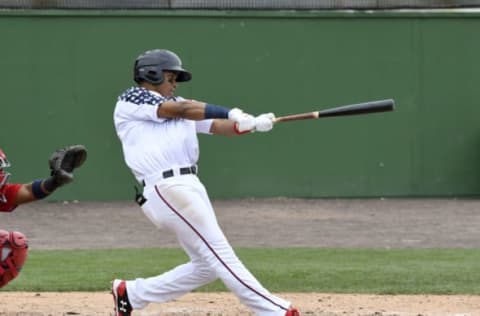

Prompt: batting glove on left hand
xmin=254 ymin=113 xmax=275 ymax=132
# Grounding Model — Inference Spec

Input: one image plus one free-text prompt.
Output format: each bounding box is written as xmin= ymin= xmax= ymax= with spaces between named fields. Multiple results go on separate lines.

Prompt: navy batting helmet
xmin=133 ymin=49 xmax=192 ymax=84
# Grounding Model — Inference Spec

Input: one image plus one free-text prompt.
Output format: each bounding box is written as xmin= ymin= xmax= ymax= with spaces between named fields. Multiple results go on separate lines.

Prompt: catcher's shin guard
xmin=0 ymin=230 xmax=28 ymax=288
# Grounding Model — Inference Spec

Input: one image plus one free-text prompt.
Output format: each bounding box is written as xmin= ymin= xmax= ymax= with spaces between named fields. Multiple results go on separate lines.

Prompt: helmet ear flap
xmin=135 ymin=66 xmax=164 ymax=85
xmin=145 ymin=67 xmax=164 ymax=84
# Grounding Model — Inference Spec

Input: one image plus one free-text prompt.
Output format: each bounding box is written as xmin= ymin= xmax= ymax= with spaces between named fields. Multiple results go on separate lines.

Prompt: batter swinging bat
xmin=273 ymin=99 xmax=395 ymax=123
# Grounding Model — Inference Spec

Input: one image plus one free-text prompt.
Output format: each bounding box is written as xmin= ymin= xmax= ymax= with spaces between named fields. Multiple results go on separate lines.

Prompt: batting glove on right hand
xmin=236 ymin=114 xmax=256 ymax=132
xmin=228 ymin=108 xmax=245 ymax=122
xmin=228 ymin=108 xmax=256 ymax=132
xmin=254 ymin=113 xmax=275 ymax=132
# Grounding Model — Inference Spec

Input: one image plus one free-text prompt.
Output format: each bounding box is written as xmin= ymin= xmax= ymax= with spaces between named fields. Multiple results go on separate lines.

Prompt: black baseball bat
xmin=273 ymin=99 xmax=395 ymax=123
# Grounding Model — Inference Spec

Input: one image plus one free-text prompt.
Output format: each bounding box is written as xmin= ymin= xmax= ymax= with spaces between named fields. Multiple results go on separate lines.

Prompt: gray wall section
xmin=2 ymin=0 xmax=480 ymax=9
xmin=1 ymin=11 xmax=480 ymax=200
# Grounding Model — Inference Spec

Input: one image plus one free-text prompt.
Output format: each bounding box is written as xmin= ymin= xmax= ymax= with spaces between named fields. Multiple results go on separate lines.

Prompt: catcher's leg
xmin=0 ymin=230 xmax=28 ymax=288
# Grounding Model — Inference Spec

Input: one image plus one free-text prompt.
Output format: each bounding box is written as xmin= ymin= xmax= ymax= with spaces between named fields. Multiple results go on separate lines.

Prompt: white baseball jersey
xmin=114 ymin=86 xmax=212 ymax=184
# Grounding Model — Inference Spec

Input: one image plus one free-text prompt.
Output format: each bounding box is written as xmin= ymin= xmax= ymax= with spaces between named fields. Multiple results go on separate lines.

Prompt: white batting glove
xmin=228 ymin=108 xmax=256 ymax=132
xmin=228 ymin=108 xmax=245 ymax=122
xmin=254 ymin=113 xmax=275 ymax=132
xmin=235 ymin=113 xmax=256 ymax=132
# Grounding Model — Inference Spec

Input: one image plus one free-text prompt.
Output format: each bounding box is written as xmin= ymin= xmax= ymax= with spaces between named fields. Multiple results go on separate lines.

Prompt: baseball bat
xmin=273 ymin=99 xmax=395 ymax=123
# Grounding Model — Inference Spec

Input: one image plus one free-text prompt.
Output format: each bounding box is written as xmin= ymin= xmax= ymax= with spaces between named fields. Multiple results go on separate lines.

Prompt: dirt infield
xmin=1 ymin=292 xmax=479 ymax=316
xmin=1 ymin=197 xmax=480 ymax=315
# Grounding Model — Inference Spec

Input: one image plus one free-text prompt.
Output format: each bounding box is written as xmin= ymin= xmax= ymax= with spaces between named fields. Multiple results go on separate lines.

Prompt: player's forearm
xmin=157 ymin=100 xmax=236 ymax=121
xmin=210 ymin=120 xmax=238 ymax=136
xmin=16 ymin=176 xmax=61 ymax=204
xmin=10 ymin=145 xmax=86 ymax=205
xmin=14 ymin=180 xmax=55 ymax=204
xmin=157 ymin=100 xmax=206 ymax=120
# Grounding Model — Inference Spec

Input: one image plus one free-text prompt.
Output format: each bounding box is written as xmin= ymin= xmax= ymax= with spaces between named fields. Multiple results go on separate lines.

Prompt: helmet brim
xmin=171 ymin=69 xmax=192 ymax=82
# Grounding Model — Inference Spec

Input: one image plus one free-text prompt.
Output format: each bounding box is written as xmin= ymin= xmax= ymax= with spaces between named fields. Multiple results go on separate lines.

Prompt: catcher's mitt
xmin=49 ymin=145 xmax=87 ymax=186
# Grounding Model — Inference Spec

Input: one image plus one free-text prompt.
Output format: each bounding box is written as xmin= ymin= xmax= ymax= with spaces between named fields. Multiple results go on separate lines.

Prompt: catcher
xmin=0 ymin=145 xmax=87 ymax=288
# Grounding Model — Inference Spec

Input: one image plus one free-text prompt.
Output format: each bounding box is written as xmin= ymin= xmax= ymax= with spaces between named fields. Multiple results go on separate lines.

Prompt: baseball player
xmin=112 ymin=49 xmax=300 ymax=316
xmin=0 ymin=145 xmax=87 ymax=287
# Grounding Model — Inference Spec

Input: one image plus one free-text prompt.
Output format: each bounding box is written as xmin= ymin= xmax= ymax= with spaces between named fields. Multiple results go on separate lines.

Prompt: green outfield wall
xmin=1 ymin=10 xmax=480 ymax=200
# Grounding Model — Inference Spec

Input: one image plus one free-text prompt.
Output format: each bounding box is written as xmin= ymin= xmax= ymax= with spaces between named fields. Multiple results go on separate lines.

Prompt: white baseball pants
xmin=125 ymin=174 xmax=291 ymax=316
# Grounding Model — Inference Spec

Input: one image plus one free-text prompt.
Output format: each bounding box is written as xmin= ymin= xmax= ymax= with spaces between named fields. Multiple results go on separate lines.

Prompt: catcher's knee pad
xmin=0 ymin=229 xmax=29 ymax=288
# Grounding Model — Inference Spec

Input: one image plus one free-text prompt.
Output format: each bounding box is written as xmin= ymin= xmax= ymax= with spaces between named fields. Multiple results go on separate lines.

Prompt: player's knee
xmin=193 ymin=262 xmax=216 ymax=280
xmin=0 ymin=230 xmax=29 ymax=288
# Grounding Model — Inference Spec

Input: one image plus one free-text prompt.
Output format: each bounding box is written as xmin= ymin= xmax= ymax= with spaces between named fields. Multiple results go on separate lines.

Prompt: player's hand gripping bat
xmin=273 ymin=99 xmax=395 ymax=123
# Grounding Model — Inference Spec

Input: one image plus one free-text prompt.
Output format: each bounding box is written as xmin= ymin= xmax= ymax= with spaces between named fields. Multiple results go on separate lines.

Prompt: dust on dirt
xmin=1 ymin=197 xmax=480 ymax=315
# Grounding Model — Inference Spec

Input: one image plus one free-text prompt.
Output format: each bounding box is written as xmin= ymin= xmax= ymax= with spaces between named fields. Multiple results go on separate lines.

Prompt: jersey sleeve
xmin=115 ymin=87 xmax=168 ymax=124
xmin=116 ymin=100 xmax=164 ymax=122
xmin=195 ymin=119 xmax=214 ymax=134
xmin=0 ymin=183 xmax=21 ymax=212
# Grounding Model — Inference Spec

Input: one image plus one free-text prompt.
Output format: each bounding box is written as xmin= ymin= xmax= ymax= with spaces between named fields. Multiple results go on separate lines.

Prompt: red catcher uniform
xmin=0 ymin=148 xmax=29 ymax=288
xmin=0 ymin=183 xmax=22 ymax=212
xmin=0 ymin=147 xmax=21 ymax=212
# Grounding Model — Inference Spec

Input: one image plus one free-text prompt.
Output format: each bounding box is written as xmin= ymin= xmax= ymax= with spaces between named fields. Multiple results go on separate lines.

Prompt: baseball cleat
xmin=285 ymin=307 xmax=300 ymax=316
xmin=112 ymin=279 xmax=132 ymax=316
